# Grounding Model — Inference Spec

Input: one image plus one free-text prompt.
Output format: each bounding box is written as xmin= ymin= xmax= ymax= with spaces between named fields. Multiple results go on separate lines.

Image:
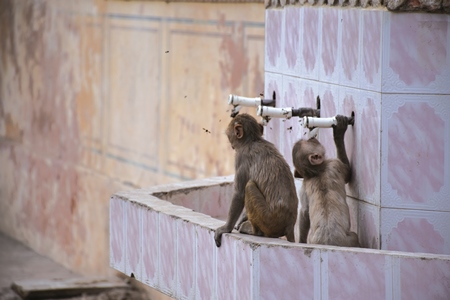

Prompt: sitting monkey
xmin=292 ymin=115 xmax=360 ymax=247
xmin=214 ymin=113 xmax=298 ymax=247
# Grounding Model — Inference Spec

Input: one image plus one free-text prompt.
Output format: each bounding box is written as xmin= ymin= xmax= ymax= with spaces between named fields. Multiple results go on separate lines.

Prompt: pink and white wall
xmin=110 ymin=5 xmax=450 ymax=300
xmin=263 ymin=6 xmax=450 ymax=255
xmin=110 ymin=177 xmax=450 ymax=299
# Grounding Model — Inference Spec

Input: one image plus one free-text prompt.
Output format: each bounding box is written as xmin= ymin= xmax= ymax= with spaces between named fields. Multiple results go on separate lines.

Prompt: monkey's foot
xmin=237 ymin=221 xmax=253 ymax=235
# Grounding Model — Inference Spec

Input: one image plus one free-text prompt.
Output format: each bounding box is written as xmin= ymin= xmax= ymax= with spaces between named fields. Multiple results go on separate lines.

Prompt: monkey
xmin=214 ymin=113 xmax=298 ymax=247
xmin=292 ymin=115 xmax=360 ymax=247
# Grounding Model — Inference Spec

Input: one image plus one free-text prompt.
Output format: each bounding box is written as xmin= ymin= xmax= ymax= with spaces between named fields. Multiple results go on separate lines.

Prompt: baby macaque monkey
xmin=214 ymin=114 xmax=298 ymax=247
xmin=292 ymin=115 xmax=360 ymax=247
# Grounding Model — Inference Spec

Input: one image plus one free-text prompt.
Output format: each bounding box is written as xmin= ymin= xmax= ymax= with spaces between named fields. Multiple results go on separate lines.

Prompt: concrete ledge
xmin=110 ymin=177 xmax=450 ymax=299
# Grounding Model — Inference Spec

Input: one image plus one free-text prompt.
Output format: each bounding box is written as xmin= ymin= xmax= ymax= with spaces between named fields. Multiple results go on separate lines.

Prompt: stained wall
xmin=0 ymin=0 xmax=264 ymax=275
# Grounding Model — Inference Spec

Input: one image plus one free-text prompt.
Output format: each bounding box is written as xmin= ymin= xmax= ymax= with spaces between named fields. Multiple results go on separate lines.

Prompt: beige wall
xmin=0 ymin=0 xmax=264 ymax=276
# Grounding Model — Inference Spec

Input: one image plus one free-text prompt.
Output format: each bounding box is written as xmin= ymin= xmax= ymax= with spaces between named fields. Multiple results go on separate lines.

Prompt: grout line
xmin=320 ymin=250 xmax=329 ymax=300
xmin=385 ymin=255 xmax=393 ymax=300
xmin=252 ymin=247 xmax=260 ymax=300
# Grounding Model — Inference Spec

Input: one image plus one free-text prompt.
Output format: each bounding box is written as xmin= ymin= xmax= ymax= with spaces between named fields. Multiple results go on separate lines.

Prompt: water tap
xmin=228 ymin=92 xmax=276 ymax=118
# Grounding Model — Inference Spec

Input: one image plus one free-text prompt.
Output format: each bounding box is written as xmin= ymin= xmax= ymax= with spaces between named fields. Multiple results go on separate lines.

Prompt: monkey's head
xmin=226 ymin=113 xmax=264 ymax=150
xmin=292 ymin=138 xmax=325 ymax=178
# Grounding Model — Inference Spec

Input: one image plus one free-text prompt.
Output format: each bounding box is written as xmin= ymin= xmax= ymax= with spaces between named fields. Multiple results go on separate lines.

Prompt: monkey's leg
xmin=238 ymin=220 xmax=264 ymax=236
xmin=241 ymin=180 xmax=267 ymax=236
xmin=235 ymin=211 xmax=248 ymax=231
xmin=285 ymin=228 xmax=295 ymax=243
xmin=237 ymin=220 xmax=252 ymax=234
xmin=299 ymin=208 xmax=310 ymax=243
xmin=346 ymin=231 xmax=360 ymax=247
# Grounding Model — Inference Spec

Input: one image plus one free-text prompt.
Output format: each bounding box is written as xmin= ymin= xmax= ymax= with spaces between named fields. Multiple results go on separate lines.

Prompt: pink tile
xmin=301 ymin=7 xmax=320 ymax=80
xmin=281 ymin=76 xmax=318 ymax=167
xmin=283 ymin=7 xmax=301 ymax=73
xmin=317 ymin=84 xmax=338 ymax=159
xmin=259 ymin=245 xmax=315 ymax=299
xmin=177 ymin=220 xmax=195 ymax=298
xmin=381 ymin=208 xmax=450 ymax=255
xmin=196 ymin=228 xmax=216 ymax=300
xmin=235 ymin=240 xmax=252 ymax=299
xmin=341 ymin=90 xmax=358 ymax=199
xmin=381 ymin=95 xmax=450 ymax=211
xmin=337 ymin=87 xmax=381 ymax=204
xmin=327 ymin=251 xmax=385 ymax=299
xmin=217 ymin=234 xmax=235 ymax=300
xmin=388 ymin=102 xmax=444 ymax=203
xmin=142 ymin=208 xmax=159 ymax=287
xmin=400 ymin=256 xmax=450 ymax=300
xmin=159 ymin=213 xmax=177 ymax=294
xmin=181 ymin=182 xmax=234 ymax=220
xmin=126 ymin=202 xmax=141 ymax=278
xmin=346 ymin=197 xmax=359 ymax=235
xmin=110 ymin=196 xmax=125 ymax=272
xmin=217 ymin=184 xmax=234 ymax=220
xmin=361 ymin=10 xmax=382 ymax=92
xmin=322 ymin=87 xmax=381 ymax=205
xmin=383 ymin=13 xmax=450 ymax=93
xmin=358 ymin=202 xmax=380 ymax=249
xmin=167 ymin=190 xmax=201 ymax=214
xmin=340 ymin=9 xmax=361 ymax=88
xmin=264 ymin=72 xmax=283 ymax=147
xmin=198 ymin=186 xmax=231 ymax=219
xmin=265 ymin=9 xmax=283 ymax=71
xmin=357 ymin=93 xmax=381 ymax=205
xmin=320 ymin=8 xmax=340 ymax=84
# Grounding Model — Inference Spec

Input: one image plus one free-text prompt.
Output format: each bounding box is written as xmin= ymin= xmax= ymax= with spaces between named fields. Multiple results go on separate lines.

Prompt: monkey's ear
xmin=308 ymin=153 xmax=323 ymax=165
xmin=234 ymin=123 xmax=244 ymax=139
xmin=294 ymin=169 xmax=303 ymax=178
xmin=258 ymin=123 xmax=264 ymax=136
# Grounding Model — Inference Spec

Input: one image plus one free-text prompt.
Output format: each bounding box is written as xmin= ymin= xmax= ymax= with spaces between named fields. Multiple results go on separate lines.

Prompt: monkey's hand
xmin=332 ymin=115 xmax=348 ymax=140
xmin=214 ymin=225 xmax=232 ymax=247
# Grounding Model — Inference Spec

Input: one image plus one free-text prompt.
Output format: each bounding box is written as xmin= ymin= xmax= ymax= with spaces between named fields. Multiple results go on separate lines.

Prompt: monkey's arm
xmin=214 ymin=169 xmax=247 ymax=247
xmin=333 ymin=115 xmax=351 ymax=183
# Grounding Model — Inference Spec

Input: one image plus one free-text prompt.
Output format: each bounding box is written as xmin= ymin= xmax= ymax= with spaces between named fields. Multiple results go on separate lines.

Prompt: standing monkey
xmin=292 ymin=115 xmax=360 ymax=247
xmin=214 ymin=114 xmax=298 ymax=247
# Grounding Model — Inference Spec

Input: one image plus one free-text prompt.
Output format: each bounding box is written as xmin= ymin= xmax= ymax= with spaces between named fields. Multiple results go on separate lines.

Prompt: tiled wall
xmin=264 ymin=6 xmax=450 ymax=255
xmin=110 ymin=178 xmax=450 ymax=299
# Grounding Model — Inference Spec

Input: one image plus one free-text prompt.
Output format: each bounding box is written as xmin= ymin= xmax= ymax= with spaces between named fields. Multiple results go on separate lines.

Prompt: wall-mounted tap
xmin=228 ymin=91 xmax=276 ymax=118
xmin=257 ymin=106 xmax=320 ymax=119
xmin=302 ymin=112 xmax=354 ymax=128
xmin=256 ymin=96 xmax=321 ymax=125
xmin=303 ymin=112 xmax=354 ymax=139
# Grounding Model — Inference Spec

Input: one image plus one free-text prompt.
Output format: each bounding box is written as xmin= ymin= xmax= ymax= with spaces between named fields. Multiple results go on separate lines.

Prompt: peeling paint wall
xmin=0 ymin=0 xmax=264 ymax=276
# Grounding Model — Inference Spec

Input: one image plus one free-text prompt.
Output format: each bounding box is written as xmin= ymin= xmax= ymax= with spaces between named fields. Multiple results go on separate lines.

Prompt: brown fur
xmin=214 ymin=114 xmax=298 ymax=247
xmin=292 ymin=115 xmax=360 ymax=247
